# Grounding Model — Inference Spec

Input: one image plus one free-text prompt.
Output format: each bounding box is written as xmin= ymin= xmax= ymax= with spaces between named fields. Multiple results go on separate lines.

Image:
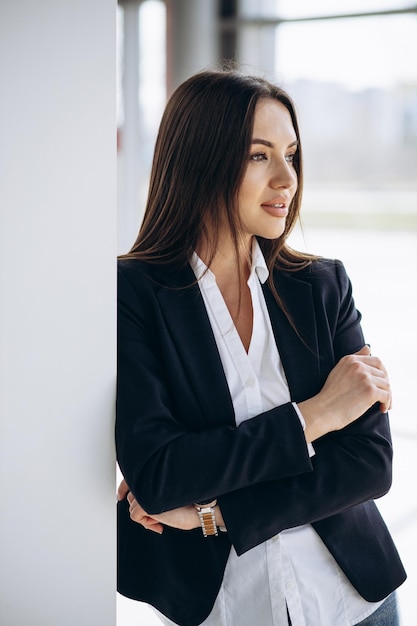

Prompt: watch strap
xmin=194 ymin=500 xmax=218 ymax=537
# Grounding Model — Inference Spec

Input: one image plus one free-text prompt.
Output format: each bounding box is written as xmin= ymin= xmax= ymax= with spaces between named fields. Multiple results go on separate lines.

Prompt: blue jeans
xmin=355 ymin=593 xmax=400 ymax=625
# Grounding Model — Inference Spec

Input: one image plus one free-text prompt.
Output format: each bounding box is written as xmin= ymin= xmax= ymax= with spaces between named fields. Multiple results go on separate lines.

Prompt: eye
xmin=250 ymin=152 xmax=268 ymax=162
xmin=285 ymin=153 xmax=296 ymax=164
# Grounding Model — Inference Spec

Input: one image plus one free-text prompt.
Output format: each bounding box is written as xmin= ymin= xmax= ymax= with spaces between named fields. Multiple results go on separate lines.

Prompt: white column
xmin=118 ymin=0 xmax=144 ymax=254
xmin=166 ymin=0 xmax=218 ymax=92
xmin=0 ymin=2 xmax=116 ymax=625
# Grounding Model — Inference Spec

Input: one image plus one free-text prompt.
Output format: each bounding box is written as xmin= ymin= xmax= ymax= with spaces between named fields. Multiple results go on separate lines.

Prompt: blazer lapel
xmin=152 ymin=263 xmax=322 ymax=424
xmin=263 ymin=269 xmax=322 ymax=402
xmin=153 ymin=264 xmax=236 ymax=428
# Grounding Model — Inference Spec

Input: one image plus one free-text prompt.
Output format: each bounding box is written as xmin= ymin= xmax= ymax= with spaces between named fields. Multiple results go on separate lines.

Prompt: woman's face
xmin=237 ymin=98 xmax=298 ymax=244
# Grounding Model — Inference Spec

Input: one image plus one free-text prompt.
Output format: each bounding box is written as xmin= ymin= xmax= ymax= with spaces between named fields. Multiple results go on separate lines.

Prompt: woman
xmin=116 ymin=69 xmax=406 ymax=626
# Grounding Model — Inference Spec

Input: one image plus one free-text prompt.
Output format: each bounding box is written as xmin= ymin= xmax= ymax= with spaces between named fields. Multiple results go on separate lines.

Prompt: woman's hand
xmin=128 ymin=497 xmax=201 ymax=534
xmin=117 ymin=477 xmax=130 ymax=501
xmin=117 ymin=478 xmax=204 ymax=534
xmin=117 ymin=478 xmax=165 ymax=533
xmin=299 ymin=345 xmax=392 ymax=443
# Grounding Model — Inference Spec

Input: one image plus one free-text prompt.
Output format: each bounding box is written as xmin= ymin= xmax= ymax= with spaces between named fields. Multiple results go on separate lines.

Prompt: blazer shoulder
xmin=117 ymin=258 xmax=168 ymax=289
xmin=118 ymin=258 xmax=153 ymax=280
xmin=290 ymin=257 xmax=351 ymax=293
xmin=117 ymin=258 xmax=197 ymax=297
xmin=295 ymin=257 xmax=346 ymax=279
xmin=117 ymin=260 xmax=163 ymax=317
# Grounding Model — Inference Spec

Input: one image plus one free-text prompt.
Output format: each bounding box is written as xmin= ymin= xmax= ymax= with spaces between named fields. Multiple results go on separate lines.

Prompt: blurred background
xmin=116 ymin=0 xmax=417 ymax=253
xmin=116 ymin=1 xmax=417 ymax=624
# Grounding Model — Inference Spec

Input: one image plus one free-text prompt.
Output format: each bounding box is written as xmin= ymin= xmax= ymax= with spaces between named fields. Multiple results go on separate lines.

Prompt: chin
xmin=256 ymin=227 xmax=286 ymax=240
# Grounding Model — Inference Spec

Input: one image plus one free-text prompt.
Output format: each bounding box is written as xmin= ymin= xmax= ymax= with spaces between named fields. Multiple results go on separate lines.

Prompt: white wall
xmin=0 ymin=2 xmax=116 ymax=624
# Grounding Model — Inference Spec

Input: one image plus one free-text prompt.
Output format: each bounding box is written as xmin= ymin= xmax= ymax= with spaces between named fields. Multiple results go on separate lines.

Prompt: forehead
xmin=252 ymin=99 xmax=296 ymax=143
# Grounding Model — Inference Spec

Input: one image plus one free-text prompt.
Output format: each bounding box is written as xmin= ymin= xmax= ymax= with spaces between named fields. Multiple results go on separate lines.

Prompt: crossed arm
xmin=118 ymin=344 xmax=392 ymax=536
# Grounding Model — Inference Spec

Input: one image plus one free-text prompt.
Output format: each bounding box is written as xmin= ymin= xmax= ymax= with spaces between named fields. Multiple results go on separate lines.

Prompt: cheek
xmin=238 ymin=170 xmax=262 ymax=199
xmin=291 ymin=165 xmax=299 ymax=188
xmin=236 ymin=179 xmax=254 ymax=209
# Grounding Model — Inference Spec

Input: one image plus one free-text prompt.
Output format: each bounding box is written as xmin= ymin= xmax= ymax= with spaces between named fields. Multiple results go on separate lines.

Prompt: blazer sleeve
xmin=116 ymin=263 xmax=314 ymax=514
xmin=219 ymin=260 xmax=393 ymax=555
xmin=220 ymin=405 xmax=392 ymax=554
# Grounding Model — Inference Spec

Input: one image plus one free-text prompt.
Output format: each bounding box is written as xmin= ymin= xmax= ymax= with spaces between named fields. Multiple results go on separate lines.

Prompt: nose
xmin=270 ymin=159 xmax=297 ymax=190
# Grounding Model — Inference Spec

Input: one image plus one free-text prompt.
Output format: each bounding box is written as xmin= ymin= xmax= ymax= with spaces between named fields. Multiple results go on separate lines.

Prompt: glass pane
xmin=239 ymin=0 xmax=280 ymax=18
xmin=275 ymin=14 xmax=417 ymax=197
xmin=276 ymin=14 xmax=417 ymax=90
xmin=139 ymin=0 xmax=166 ymax=134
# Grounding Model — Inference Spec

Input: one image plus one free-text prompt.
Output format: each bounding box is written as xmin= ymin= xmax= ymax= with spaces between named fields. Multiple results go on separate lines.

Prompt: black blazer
xmin=116 ymin=255 xmax=406 ymax=626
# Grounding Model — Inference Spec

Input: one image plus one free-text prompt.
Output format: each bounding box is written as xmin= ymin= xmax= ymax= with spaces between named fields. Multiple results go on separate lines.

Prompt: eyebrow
xmin=251 ymin=138 xmax=298 ymax=149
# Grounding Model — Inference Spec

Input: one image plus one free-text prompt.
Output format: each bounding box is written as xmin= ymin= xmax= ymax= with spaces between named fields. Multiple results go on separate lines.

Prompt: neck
xmin=196 ymin=231 xmax=253 ymax=282
xmin=197 ymin=230 xmax=254 ymax=352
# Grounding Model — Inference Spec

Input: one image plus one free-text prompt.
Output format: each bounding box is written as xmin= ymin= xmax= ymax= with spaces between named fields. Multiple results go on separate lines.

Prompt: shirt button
xmin=246 ymin=377 xmax=256 ymax=387
xmin=286 ymin=580 xmax=296 ymax=591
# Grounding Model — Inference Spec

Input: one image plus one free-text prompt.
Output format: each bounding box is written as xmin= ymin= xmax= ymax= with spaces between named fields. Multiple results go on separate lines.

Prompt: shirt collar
xmin=251 ymin=238 xmax=269 ymax=284
xmin=190 ymin=251 xmax=214 ymax=284
xmin=190 ymin=238 xmax=270 ymax=285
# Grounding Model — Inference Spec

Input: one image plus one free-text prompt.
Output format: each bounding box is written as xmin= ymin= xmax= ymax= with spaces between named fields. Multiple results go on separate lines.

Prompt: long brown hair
xmin=123 ymin=69 xmax=315 ymax=286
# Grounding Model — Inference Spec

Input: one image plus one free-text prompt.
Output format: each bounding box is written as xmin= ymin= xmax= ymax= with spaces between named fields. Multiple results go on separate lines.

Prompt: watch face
xmin=195 ymin=499 xmax=217 ymax=509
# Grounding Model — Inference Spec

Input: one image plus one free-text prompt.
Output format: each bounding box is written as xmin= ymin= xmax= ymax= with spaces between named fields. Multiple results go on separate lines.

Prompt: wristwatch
xmin=194 ymin=499 xmax=218 ymax=537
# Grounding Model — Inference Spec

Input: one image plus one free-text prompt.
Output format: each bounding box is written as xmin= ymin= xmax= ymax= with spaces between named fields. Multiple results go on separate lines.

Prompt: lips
xmin=261 ymin=202 xmax=288 ymax=217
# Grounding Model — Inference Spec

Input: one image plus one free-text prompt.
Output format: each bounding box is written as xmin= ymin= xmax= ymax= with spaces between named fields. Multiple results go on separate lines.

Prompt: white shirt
xmin=155 ymin=240 xmax=384 ymax=626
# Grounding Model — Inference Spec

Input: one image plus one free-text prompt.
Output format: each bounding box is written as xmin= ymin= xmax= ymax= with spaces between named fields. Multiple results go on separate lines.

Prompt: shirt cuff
xmin=292 ymin=402 xmax=315 ymax=458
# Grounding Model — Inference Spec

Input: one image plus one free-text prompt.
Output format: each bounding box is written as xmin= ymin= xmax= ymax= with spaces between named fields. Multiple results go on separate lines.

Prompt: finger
xmin=371 ymin=377 xmax=392 ymax=413
xmin=146 ymin=519 xmax=164 ymax=534
xmin=379 ymin=392 xmax=392 ymax=414
xmin=355 ymin=344 xmax=371 ymax=357
xmin=364 ymin=362 xmax=389 ymax=381
xmin=124 ymin=491 xmax=163 ymax=534
xmin=128 ymin=498 xmax=150 ymax=522
xmin=355 ymin=355 xmax=389 ymax=380
xmin=131 ymin=509 xmax=163 ymax=533
xmin=372 ymin=374 xmax=391 ymax=391
xmin=368 ymin=355 xmax=389 ymax=377
xmin=117 ymin=478 xmax=130 ymax=501
xmin=129 ymin=502 xmax=146 ymax=523
xmin=128 ymin=495 xmax=142 ymax=513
